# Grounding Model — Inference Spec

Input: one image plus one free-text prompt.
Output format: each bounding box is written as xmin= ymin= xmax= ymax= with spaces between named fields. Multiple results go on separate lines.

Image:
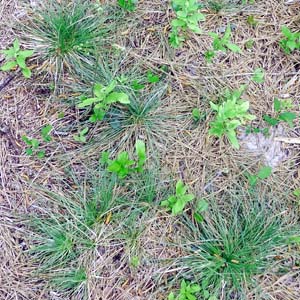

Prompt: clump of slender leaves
xmin=169 ymin=0 xmax=205 ymax=48
xmin=24 ymin=0 xmax=108 ymax=81
xmin=0 ymin=39 xmax=34 ymax=78
xmin=180 ymin=199 xmax=295 ymax=299
xmin=209 ymin=86 xmax=256 ymax=149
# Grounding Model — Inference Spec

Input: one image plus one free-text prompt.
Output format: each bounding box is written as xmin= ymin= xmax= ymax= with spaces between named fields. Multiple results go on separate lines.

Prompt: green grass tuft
xmin=179 ymin=199 xmax=295 ymax=299
xmin=23 ymin=0 xmax=112 ymax=82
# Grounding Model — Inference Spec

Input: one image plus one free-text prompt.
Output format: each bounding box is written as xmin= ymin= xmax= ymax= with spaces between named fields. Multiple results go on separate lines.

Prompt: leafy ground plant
xmin=263 ymin=98 xmax=297 ymax=128
xmin=205 ymin=25 xmax=242 ymax=62
xmin=180 ymin=199 xmax=295 ymax=299
xmin=251 ymin=68 xmax=265 ymax=83
xmin=279 ymin=26 xmax=300 ymax=54
xmin=161 ymin=180 xmax=195 ymax=215
xmin=209 ymin=86 xmax=256 ymax=149
xmin=78 ymin=80 xmax=130 ymax=122
xmin=0 ymin=39 xmax=34 ymax=78
xmin=246 ymin=166 xmax=272 ymax=187
xmin=118 ymin=0 xmax=138 ymax=11
xmin=168 ymin=279 xmax=200 ymax=300
xmin=169 ymin=0 xmax=205 ymax=48
xmin=101 ymin=140 xmax=146 ymax=178
xmin=22 ymin=125 xmax=52 ymax=158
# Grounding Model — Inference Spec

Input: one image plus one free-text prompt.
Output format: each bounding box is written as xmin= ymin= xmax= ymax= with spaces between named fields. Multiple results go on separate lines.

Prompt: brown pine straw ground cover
xmin=1 ymin=0 xmax=300 ymax=299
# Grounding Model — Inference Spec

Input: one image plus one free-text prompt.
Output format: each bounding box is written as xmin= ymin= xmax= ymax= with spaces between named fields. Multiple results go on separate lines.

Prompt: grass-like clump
xmin=179 ymin=199 xmax=295 ymax=299
xmin=23 ymin=0 xmax=110 ymax=82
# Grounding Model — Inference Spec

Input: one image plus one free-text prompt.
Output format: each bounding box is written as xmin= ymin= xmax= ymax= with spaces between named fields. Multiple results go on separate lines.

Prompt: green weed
xmin=263 ymin=98 xmax=297 ymax=128
xmin=101 ymin=140 xmax=146 ymax=178
xmin=161 ymin=180 xmax=195 ymax=215
xmin=246 ymin=166 xmax=272 ymax=187
xmin=118 ymin=0 xmax=138 ymax=12
xmin=73 ymin=127 xmax=89 ymax=143
xmin=78 ymin=81 xmax=130 ymax=123
xmin=168 ymin=279 xmax=201 ymax=300
xmin=205 ymin=24 xmax=242 ymax=62
xmin=280 ymin=26 xmax=300 ymax=54
xmin=0 ymin=39 xmax=34 ymax=78
xmin=251 ymin=68 xmax=265 ymax=83
xmin=22 ymin=125 xmax=52 ymax=158
xmin=169 ymin=0 xmax=205 ymax=48
xmin=209 ymin=86 xmax=256 ymax=149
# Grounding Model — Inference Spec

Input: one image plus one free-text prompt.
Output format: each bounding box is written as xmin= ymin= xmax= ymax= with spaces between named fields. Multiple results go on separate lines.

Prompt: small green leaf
xmin=1 ymin=60 xmax=18 ymax=71
xmin=274 ymin=98 xmax=281 ymax=112
xmin=106 ymin=92 xmax=130 ymax=104
xmin=25 ymin=148 xmax=33 ymax=155
xmin=21 ymin=67 xmax=31 ymax=78
xmin=16 ymin=56 xmax=26 ymax=68
xmin=147 ymin=71 xmax=160 ymax=83
xmin=278 ymin=112 xmax=297 ymax=127
xmin=197 ymin=199 xmax=208 ymax=212
xmin=293 ymin=188 xmax=300 ymax=198
xmin=257 ymin=166 xmax=272 ymax=179
xmin=37 ymin=150 xmax=46 ymax=159
xmin=192 ymin=108 xmax=201 ymax=122
xmin=263 ymin=115 xmax=279 ymax=126
xmin=226 ymin=42 xmax=242 ymax=53
xmin=251 ymin=68 xmax=265 ymax=83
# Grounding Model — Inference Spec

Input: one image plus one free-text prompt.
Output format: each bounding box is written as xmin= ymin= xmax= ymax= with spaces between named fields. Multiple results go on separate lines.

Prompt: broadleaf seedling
xmin=168 ymin=279 xmax=201 ymax=300
xmin=161 ymin=180 xmax=195 ymax=216
xmin=78 ymin=81 xmax=130 ymax=123
xmin=264 ymin=98 xmax=297 ymax=128
xmin=251 ymin=68 xmax=265 ymax=83
xmin=279 ymin=26 xmax=300 ymax=54
xmin=22 ymin=136 xmax=45 ymax=158
xmin=209 ymin=86 xmax=256 ymax=149
xmin=147 ymin=71 xmax=160 ymax=83
xmin=73 ymin=127 xmax=89 ymax=143
xmin=0 ymin=39 xmax=34 ymax=78
xmin=205 ymin=24 xmax=242 ymax=60
xmin=118 ymin=0 xmax=138 ymax=11
xmin=101 ymin=140 xmax=146 ymax=179
xmin=169 ymin=0 xmax=205 ymax=48
xmin=246 ymin=166 xmax=272 ymax=187
xmin=41 ymin=125 xmax=52 ymax=142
